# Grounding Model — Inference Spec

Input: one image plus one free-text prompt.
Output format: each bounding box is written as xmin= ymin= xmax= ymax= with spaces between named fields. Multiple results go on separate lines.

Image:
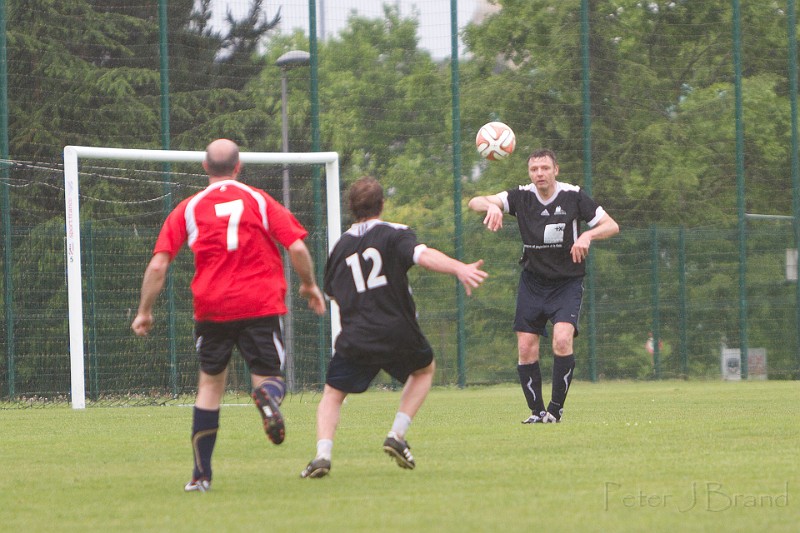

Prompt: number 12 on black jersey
xmin=345 ymin=248 xmax=388 ymax=293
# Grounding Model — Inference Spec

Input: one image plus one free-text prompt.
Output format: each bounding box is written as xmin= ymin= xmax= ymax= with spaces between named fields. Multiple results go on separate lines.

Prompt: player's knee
xmin=517 ymin=344 xmax=539 ymax=363
xmin=552 ymin=337 xmax=573 ymax=355
xmin=516 ymin=332 xmax=540 ymax=357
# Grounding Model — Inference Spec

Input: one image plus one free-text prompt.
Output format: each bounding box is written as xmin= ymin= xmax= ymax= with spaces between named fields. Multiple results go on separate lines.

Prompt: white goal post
xmin=63 ymin=146 xmax=342 ymax=409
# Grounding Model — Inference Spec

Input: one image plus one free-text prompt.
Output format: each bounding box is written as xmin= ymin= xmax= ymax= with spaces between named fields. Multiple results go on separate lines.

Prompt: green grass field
xmin=2 ymin=381 xmax=798 ymax=532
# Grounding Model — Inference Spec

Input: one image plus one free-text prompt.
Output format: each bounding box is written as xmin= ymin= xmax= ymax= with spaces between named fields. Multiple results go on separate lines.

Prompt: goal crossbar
xmin=63 ymin=146 xmax=341 ymax=409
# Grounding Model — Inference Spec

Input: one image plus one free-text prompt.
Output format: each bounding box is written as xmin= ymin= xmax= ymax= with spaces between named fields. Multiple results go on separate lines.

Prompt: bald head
xmin=204 ymin=139 xmax=240 ymax=178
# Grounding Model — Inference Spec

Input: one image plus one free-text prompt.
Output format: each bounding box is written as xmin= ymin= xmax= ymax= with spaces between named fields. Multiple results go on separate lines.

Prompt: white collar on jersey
xmin=346 ymin=218 xmax=409 ymax=236
xmin=519 ymin=181 xmax=580 ymax=205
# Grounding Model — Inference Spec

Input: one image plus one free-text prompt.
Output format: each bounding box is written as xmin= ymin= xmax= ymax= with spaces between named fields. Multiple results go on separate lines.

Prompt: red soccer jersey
xmin=153 ymin=179 xmax=308 ymax=322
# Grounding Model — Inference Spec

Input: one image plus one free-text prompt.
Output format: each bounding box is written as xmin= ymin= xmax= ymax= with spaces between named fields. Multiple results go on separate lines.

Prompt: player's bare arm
xmin=132 ymin=251 xmax=172 ymax=336
xmin=287 ymin=239 xmax=327 ymax=316
xmin=417 ymin=247 xmax=488 ymax=296
xmin=468 ymin=195 xmax=505 ymax=232
xmin=570 ymin=213 xmax=620 ymax=264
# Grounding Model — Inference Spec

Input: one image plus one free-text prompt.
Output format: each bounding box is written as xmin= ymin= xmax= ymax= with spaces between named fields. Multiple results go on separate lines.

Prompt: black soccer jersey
xmin=324 ymin=219 xmax=431 ymax=362
xmin=499 ymin=182 xmax=607 ymax=280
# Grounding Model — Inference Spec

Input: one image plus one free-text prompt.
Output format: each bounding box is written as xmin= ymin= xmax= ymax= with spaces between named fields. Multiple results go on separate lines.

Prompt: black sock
xmin=517 ymin=362 xmax=546 ymax=414
xmin=191 ymin=407 xmax=219 ymax=481
xmin=549 ymin=354 xmax=575 ymax=419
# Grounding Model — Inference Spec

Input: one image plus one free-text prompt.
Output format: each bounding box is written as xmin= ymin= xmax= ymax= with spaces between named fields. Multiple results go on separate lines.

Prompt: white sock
xmin=390 ymin=412 xmax=412 ymax=438
xmin=316 ymin=439 xmax=333 ymax=461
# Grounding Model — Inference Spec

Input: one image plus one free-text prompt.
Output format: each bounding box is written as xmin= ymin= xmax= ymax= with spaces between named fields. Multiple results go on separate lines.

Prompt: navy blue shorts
xmin=513 ymin=271 xmax=584 ymax=337
xmin=194 ymin=316 xmax=284 ymax=376
xmin=324 ymin=348 xmax=434 ymax=394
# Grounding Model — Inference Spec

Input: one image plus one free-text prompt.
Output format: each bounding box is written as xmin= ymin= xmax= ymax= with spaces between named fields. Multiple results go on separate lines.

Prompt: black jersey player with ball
xmin=469 ymin=149 xmax=619 ymax=424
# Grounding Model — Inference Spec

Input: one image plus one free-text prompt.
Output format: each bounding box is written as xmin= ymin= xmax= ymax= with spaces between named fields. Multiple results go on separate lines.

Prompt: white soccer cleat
xmin=522 ymin=411 xmax=547 ymax=424
xmin=184 ymin=478 xmax=211 ymax=493
xmin=541 ymin=412 xmax=561 ymax=424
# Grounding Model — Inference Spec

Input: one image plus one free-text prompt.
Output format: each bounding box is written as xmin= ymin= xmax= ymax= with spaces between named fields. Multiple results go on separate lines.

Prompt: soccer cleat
xmin=522 ymin=411 xmax=547 ymax=424
xmin=383 ymin=432 xmax=415 ymax=470
xmin=300 ymin=458 xmax=332 ymax=479
xmin=184 ymin=478 xmax=211 ymax=493
xmin=541 ymin=412 xmax=561 ymax=424
xmin=252 ymin=386 xmax=285 ymax=445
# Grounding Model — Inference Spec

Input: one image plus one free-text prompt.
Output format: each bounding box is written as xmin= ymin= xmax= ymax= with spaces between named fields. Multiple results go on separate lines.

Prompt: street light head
xmin=276 ymin=50 xmax=311 ymax=69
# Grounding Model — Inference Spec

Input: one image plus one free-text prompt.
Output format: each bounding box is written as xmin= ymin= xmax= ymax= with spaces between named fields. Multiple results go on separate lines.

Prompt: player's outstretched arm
xmin=132 ymin=252 xmax=171 ymax=336
xmin=417 ymin=247 xmax=488 ymax=296
xmin=468 ymin=195 xmax=505 ymax=232
xmin=288 ymin=239 xmax=327 ymax=316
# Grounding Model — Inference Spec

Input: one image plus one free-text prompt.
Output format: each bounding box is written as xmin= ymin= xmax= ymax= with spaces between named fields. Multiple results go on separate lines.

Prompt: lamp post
xmin=276 ymin=50 xmax=310 ymax=392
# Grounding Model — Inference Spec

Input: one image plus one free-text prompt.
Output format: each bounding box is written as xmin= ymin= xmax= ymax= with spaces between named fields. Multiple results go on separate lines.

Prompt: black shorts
xmin=324 ymin=347 xmax=434 ymax=394
xmin=193 ymin=316 xmax=284 ymax=376
xmin=513 ymin=271 xmax=584 ymax=337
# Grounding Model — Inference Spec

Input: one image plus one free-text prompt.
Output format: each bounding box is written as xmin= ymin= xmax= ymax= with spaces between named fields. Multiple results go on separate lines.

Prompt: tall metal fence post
xmin=0 ymin=0 xmax=14 ymax=398
xmin=450 ymin=0 xmax=466 ymax=388
xmin=788 ymin=0 xmax=800 ymax=379
xmin=308 ymin=0 xmax=329 ymax=389
xmin=158 ymin=0 xmax=178 ymax=395
xmin=732 ymin=0 xmax=749 ymax=378
xmin=580 ymin=0 xmax=597 ymax=381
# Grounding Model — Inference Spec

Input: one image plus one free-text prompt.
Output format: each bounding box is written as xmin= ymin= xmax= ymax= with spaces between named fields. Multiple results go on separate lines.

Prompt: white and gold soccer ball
xmin=475 ymin=121 xmax=516 ymax=161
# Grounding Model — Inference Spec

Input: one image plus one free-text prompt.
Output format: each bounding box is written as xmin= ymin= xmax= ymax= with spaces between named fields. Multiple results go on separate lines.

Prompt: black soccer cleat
xmin=300 ymin=458 xmax=332 ymax=479
xmin=252 ymin=386 xmax=285 ymax=445
xmin=383 ymin=432 xmax=415 ymax=470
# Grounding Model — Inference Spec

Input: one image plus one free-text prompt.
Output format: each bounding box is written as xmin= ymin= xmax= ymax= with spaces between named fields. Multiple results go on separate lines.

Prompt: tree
xmin=315 ymin=6 xmax=451 ymax=183
xmin=4 ymin=0 xmax=281 ymax=230
xmin=6 ymin=0 xmax=280 ymax=162
xmin=460 ymin=0 xmax=796 ymax=228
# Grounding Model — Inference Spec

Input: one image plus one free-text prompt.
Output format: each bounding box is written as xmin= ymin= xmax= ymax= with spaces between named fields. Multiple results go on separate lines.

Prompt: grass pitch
xmin=2 ymin=381 xmax=798 ymax=532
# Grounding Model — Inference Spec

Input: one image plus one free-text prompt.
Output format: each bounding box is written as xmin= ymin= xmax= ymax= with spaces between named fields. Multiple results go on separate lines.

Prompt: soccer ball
xmin=476 ymin=121 xmax=516 ymax=161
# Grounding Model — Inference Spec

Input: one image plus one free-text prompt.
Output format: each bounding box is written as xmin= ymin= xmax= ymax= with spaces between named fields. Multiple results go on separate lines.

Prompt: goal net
xmin=63 ymin=146 xmax=341 ymax=409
